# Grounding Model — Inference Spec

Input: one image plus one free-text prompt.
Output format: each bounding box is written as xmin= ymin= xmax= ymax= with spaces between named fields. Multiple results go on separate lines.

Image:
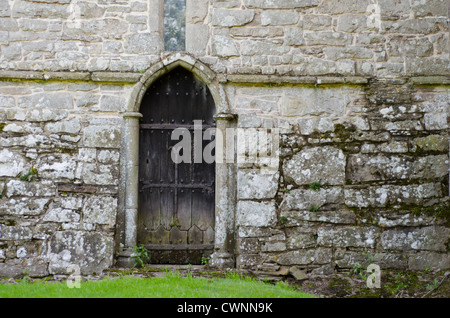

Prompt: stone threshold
xmin=0 ymin=69 xmax=448 ymax=86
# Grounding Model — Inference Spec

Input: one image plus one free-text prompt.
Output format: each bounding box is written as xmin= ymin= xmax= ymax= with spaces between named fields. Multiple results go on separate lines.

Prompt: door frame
xmin=117 ymin=53 xmax=237 ymax=268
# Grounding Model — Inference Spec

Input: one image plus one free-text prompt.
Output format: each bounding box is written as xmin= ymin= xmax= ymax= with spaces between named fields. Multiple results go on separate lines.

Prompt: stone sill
xmin=0 ymin=70 xmax=448 ymax=86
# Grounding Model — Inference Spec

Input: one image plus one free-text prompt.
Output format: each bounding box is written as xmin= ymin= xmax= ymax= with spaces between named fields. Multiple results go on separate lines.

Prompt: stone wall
xmin=0 ymin=0 xmax=449 ymax=277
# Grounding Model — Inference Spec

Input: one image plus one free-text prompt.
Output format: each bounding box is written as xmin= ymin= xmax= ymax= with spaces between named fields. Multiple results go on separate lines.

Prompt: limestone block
xmin=237 ymin=170 xmax=279 ymax=199
xmin=0 ymin=225 xmax=32 ymax=241
xmin=317 ymin=226 xmax=380 ymax=248
xmin=100 ymin=95 xmax=126 ymax=112
xmin=0 ymin=96 xmax=15 ymax=108
xmin=276 ymin=248 xmax=332 ymax=265
xmin=303 ymin=14 xmax=332 ymax=30
xmin=17 ymin=93 xmax=73 ymax=109
xmin=280 ymin=87 xmax=349 ymax=116
xmin=83 ymin=125 xmax=121 ymax=148
xmin=411 ymin=0 xmax=448 ymax=17
xmin=387 ymin=36 xmax=433 ymax=57
xmin=337 ymin=14 xmax=372 ymax=32
xmin=5 ymin=180 xmax=56 ymax=198
xmin=283 ymin=147 xmax=346 ymax=185
xmin=318 ymin=0 xmax=371 ymax=14
xmin=125 ymin=33 xmax=160 ymax=54
xmin=0 ymin=197 xmax=49 ymax=216
xmin=346 ymin=154 xmax=448 ymax=182
xmin=344 ymin=183 xmax=441 ymax=208
xmin=0 ymin=0 xmax=11 ymax=17
xmin=244 ymin=0 xmax=319 ymax=8
xmin=261 ymin=10 xmax=299 ymax=25
xmin=12 ymin=0 xmax=71 ymax=19
xmin=0 ymin=149 xmax=26 ymax=177
xmin=280 ymin=187 xmax=343 ymax=210
xmin=423 ymin=113 xmax=448 ymax=130
xmin=304 ymin=31 xmax=352 ymax=46
xmin=211 ymin=35 xmax=239 ymax=57
xmin=239 ymin=40 xmax=290 ymax=56
xmin=36 ymin=154 xmax=78 ymax=180
xmin=43 ymin=208 xmax=80 ymax=223
xmin=48 ymin=230 xmax=114 ymax=275
xmin=237 ymin=200 xmax=277 ymax=227
xmin=408 ymin=252 xmax=450 ymax=271
xmin=411 ymin=135 xmax=448 ymax=152
xmin=293 ymin=210 xmax=357 ymax=227
xmin=381 ymin=226 xmax=450 ymax=252
xmin=44 ymin=119 xmax=81 ymax=135
xmin=83 ymin=163 xmax=119 ymax=186
xmin=83 ymin=196 xmax=118 ymax=226
xmin=187 ymin=0 xmax=209 ymax=23
xmin=186 ymin=24 xmax=209 ymax=56
xmin=26 ymin=108 xmax=68 ymax=122
xmin=212 ymin=9 xmax=255 ymax=27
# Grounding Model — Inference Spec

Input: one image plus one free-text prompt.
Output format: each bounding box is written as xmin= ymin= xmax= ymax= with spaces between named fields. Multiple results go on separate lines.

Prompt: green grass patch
xmin=0 ymin=272 xmax=316 ymax=298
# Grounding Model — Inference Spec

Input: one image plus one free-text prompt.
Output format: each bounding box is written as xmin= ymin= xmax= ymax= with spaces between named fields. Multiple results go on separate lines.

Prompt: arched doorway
xmin=137 ymin=66 xmax=216 ymax=264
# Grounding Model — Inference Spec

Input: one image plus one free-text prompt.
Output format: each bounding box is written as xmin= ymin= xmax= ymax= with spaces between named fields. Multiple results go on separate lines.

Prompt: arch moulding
xmin=117 ymin=53 xmax=237 ymax=268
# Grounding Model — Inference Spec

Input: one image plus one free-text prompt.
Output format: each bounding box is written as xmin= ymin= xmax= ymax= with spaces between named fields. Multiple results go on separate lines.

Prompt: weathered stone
xmin=381 ymin=226 xmax=450 ymax=252
xmin=44 ymin=119 xmax=81 ymax=135
xmin=281 ymin=86 xmax=349 ymax=116
xmin=276 ymin=248 xmax=332 ymax=265
xmin=412 ymin=135 xmax=448 ymax=152
xmin=344 ymin=183 xmax=441 ymax=208
xmin=261 ymin=11 xmax=299 ymax=26
xmin=36 ymin=154 xmax=78 ymax=180
xmin=387 ymin=36 xmax=433 ymax=57
xmin=304 ymin=32 xmax=352 ymax=46
xmin=281 ymin=210 xmax=356 ymax=225
xmin=48 ymin=230 xmax=114 ymax=275
xmin=83 ymin=196 xmax=118 ymax=226
xmin=0 ymin=197 xmax=49 ymax=216
xmin=317 ymin=226 xmax=380 ymax=248
xmin=237 ymin=201 xmax=277 ymax=227
xmin=26 ymin=108 xmax=68 ymax=122
xmin=408 ymin=252 xmax=450 ymax=271
xmin=280 ymin=187 xmax=343 ymax=211
xmin=240 ymin=40 xmax=290 ymax=56
xmin=284 ymin=147 xmax=346 ymax=185
xmin=244 ymin=0 xmax=319 ymax=8
xmin=83 ymin=125 xmax=121 ymax=148
xmin=237 ymin=170 xmax=279 ymax=199
xmin=83 ymin=164 xmax=119 ymax=186
xmin=43 ymin=208 xmax=80 ymax=223
xmin=5 ymin=180 xmax=56 ymax=198
xmin=212 ymin=9 xmax=255 ymax=27
xmin=0 ymin=225 xmax=32 ymax=241
xmin=303 ymin=14 xmax=332 ymax=30
xmin=211 ymin=35 xmax=239 ymax=57
xmin=0 ymin=149 xmax=26 ymax=177
xmin=346 ymin=154 xmax=448 ymax=182
xmin=290 ymin=266 xmax=308 ymax=281
xmin=17 ymin=93 xmax=73 ymax=109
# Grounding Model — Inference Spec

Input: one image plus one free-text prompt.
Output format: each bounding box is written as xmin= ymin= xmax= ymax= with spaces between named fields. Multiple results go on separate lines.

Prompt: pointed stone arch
xmin=118 ymin=53 xmax=237 ymax=268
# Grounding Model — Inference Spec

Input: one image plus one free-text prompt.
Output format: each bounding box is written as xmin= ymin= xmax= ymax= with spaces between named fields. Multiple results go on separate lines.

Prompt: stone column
xmin=210 ymin=113 xmax=238 ymax=268
xmin=117 ymin=112 xmax=142 ymax=267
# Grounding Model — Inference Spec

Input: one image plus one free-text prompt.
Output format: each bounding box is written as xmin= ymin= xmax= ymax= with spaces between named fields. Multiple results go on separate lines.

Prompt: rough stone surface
xmin=284 ymin=147 xmax=346 ymax=185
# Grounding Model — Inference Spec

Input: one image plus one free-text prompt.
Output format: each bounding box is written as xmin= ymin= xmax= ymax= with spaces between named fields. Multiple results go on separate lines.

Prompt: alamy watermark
xmin=170 ymin=120 xmax=280 ymax=174
xmin=66 ymin=264 xmax=81 ymax=289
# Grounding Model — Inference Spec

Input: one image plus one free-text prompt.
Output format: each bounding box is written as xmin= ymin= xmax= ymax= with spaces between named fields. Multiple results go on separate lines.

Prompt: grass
xmin=0 ymin=272 xmax=316 ymax=298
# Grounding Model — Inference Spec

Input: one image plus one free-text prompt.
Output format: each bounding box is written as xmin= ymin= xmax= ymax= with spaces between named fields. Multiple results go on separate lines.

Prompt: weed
xmin=20 ymin=167 xmax=38 ymax=182
xmin=201 ymin=256 xmax=210 ymax=266
xmin=309 ymin=182 xmax=322 ymax=191
xmin=426 ymin=278 xmax=439 ymax=292
xmin=280 ymin=216 xmax=288 ymax=224
xmin=309 ymin=205 xmax=319 ymax=212
xmin=132 ymin=245 xmax=150 ymax=269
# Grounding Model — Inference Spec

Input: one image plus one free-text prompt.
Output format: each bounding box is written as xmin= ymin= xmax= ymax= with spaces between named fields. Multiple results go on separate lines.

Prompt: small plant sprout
xmin=280 ymin=216 xmax=288 ymax=224
xmin=309 ymin=205 xmax=319 ymax=212
xmin=201 ymin=256 xmax=210 ymax=266
xmin=132 ymin=244 xmax=150 ymax=269
xmin=20 ymin=167 xmax=38 ymax=182
xmin=309 ymin=182 xmax=322 ymax=191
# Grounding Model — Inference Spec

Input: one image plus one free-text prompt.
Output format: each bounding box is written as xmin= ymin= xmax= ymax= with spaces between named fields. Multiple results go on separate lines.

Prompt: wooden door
xmin=138 ymin=67 xmax=216 ymax=264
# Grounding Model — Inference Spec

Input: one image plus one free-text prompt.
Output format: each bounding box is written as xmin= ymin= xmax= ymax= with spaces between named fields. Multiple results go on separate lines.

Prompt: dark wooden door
xmin=138 ymin=67 xmax=216 ymax=264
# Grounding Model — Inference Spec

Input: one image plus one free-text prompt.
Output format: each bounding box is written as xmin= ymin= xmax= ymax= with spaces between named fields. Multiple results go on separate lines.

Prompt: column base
xmin=115 ymin=248 xmax=135 ymax=268
xmin=209 ymin=251 xmax=235 ymax=269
